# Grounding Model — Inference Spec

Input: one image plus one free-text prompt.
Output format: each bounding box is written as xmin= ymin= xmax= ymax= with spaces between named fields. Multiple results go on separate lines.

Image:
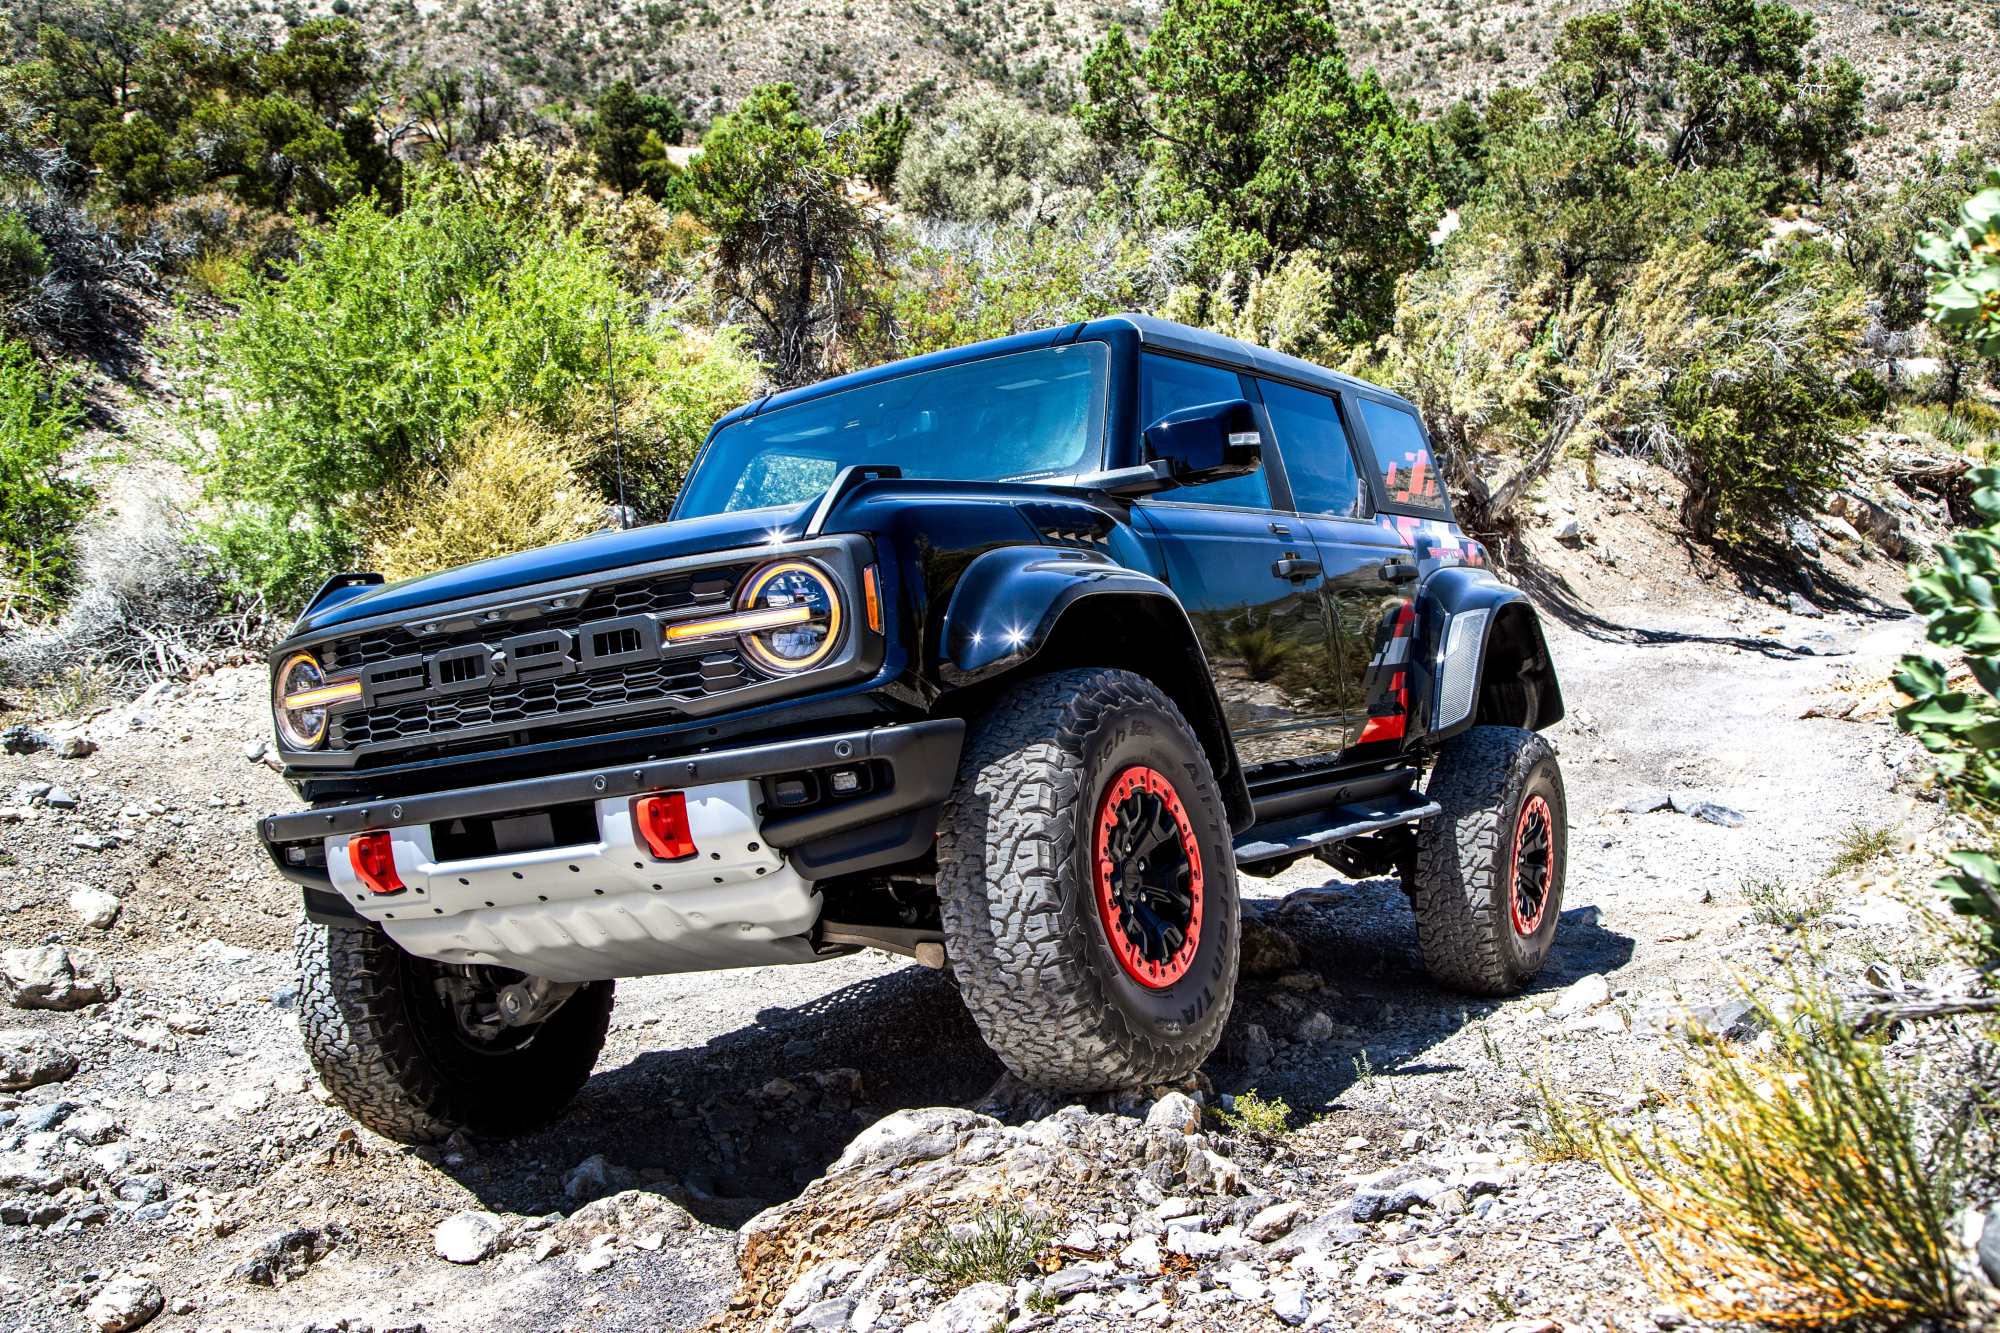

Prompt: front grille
xmin=324 ymin=562 xmax=757 ymax=754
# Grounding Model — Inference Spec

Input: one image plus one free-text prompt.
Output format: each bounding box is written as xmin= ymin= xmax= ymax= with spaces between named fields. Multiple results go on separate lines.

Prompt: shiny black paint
xmin=271 ymin=316 xmax=1559 ymax=838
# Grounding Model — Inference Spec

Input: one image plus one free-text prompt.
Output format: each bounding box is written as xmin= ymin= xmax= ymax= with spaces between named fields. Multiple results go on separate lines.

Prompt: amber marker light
xmin=863 ymin=566 xmax=882 ymax=633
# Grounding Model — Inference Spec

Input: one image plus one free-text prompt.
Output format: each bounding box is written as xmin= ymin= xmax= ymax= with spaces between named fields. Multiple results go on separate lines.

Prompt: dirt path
xmin=0 ymin=587 xmax=1947 ymax=1332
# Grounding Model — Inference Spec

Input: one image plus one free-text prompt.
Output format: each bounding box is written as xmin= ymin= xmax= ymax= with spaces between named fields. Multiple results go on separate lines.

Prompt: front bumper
xmin=326 ymin=781 xmax=819 ymax=981
xmin=258 ymin=719 xmax=965 ymax=980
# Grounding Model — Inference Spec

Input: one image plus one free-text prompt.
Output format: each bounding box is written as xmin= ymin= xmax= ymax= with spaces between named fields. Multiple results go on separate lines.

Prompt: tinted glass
xmin=1139 ymin=352 xmax=1270 ymax=509
xmin=1358 ymin=399 xmax=1448 ymax=513
xmin=678 ymin=342 xmax=1108 ymax=517
xmin=1258 ymin=379 xmax=1362 ymax=518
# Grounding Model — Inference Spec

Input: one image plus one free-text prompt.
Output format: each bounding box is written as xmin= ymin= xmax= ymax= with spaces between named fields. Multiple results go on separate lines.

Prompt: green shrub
xmin=171 ymin=169 xmax=741 ymax=609
xmin=0 ymin=339 xmax=93 ymax=619
xmin=1917 ymin=168 xmax=2000 ymax=358
xmin=1218 ymin=1089 xmax=1291 ymax=1135
xmin=1894 ymin=465 xmax=2000 ymax=955
xmin=0 ymin=213 xmax=48 ymax=293
xmin=894 ymin=93 xmax=1108 ymax=224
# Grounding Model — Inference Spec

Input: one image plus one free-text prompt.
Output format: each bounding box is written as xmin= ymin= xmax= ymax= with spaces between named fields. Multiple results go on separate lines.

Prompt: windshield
xmin=676 ymin=342 xmax=1109 ymax=518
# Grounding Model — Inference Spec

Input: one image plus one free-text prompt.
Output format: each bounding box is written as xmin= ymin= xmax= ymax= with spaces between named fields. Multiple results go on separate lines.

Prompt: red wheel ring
xmin=1092 ymin=766 xmax=1203 ymax=988
xmin=1510 ymin=793 xmax=1555 ymax=935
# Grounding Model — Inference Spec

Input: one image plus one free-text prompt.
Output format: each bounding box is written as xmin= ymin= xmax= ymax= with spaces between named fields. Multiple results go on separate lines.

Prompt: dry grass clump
xmin=368 ymin=416 xmax=607 ymax=582
xmin=1598 ymin=977 xmax=1965 ymax=1327
xmin=899 ymin=1207 xmax=1052 ymax=1293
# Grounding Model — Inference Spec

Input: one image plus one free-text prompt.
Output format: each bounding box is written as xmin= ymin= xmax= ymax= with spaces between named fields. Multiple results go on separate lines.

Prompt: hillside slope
xmin=186 ymin=0 xmax=1999 ymax=180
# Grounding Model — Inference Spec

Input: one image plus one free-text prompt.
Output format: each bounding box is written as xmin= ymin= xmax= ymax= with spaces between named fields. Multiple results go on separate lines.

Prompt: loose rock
xmin=1 ymin=945 xmax=119 ymax=1010
xmin=433 ymin=1211 xmax=506 ymax=1264
xmin=0 ymin=1029 xmax=78 ymax=1090
xmin=68 ymin=886 xmax=122 ymax=929
xmin=1548 ymin=973 xmax=1610 ymax=1019
xmin=932 ymin=1282 xmax=1011 ymax=1333
xmin=1229 ymin=1023 xmax=1275 ymax=1073
xmin=82 ymin=1275 xmax=162 ymax=1332
xmin=1272 ymin=1290 xmax=1312 ymax=1325
xmin=1238 ymin=917 xmax=1302 ymax=979
xmin=1144 ymin=1092 xmax=1201 ymax=1136
xmin=1686 ymin=800 xmax=1748 ymax=828
xmin=1246 ymin=1199 xmax=1311 ymax=1242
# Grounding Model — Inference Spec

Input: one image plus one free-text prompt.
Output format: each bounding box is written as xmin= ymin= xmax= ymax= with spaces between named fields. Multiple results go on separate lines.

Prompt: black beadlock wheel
xmin=296 ymin=918 xmax=615 ymax=1143
xmin=1408 ymin=726 xmax=1567 ymax=995
xmin=937 ymin=668 xmax=1239 ymax=1093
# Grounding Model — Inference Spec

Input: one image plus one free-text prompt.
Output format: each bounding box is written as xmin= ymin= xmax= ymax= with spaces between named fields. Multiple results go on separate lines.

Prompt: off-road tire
xmin=938 ymin=669 xmax=1238 ymax=1093
xmin=296 ymin=918 xmax=615 ymax=1143
xmin=1409 ymin=726 xmax=1566 ymax=995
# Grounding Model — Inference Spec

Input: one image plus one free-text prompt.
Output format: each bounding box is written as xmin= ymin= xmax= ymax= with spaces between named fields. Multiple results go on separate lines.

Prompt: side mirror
xmin=1143 ymin=399 xmax=1263 ymax=486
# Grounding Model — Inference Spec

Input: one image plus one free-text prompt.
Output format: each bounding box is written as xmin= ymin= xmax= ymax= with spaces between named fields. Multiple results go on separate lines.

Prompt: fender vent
xmin=1018 ymin=502 xmax=1115 ymax=549
xmin=1435 ymin=608 xmax=1489 ymax=732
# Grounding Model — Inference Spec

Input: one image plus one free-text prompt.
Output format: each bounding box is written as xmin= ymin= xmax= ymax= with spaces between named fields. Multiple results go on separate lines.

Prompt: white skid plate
xmin=324 ymin=781 xmax=821 ymax=982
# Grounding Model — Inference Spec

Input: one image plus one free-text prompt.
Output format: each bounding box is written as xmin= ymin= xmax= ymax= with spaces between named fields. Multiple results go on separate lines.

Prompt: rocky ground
xmin=0 ymin=456 xmax=1993 ymax=1333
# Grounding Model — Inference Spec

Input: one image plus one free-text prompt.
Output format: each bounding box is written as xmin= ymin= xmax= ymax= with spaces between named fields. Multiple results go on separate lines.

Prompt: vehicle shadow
xmin=436 ymin=878 xmax=1635 ymax=1227
xmin=1207 ymin=875 xmax=1637 ymax=1113
xmin=442 ymin=962 xmax=1005 ymax=1228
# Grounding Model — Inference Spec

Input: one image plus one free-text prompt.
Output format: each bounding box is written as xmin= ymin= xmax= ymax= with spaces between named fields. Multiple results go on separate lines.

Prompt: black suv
xmin=259 ymin=315 xmax=1566 ymax=1142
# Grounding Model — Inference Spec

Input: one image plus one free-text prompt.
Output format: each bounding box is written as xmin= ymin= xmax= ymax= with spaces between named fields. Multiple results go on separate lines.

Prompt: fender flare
xmin=1415 ymin=565 xmax=1565 ymax=745
xmin=938 ymin=545 xmax=1253 ymax=829
xmin=939 ymin=546 xmax=1184 ymax=684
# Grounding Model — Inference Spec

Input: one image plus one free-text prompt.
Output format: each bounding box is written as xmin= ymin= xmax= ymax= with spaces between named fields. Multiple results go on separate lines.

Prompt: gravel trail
xmin=0 ymin=592 xmax=1951 ymax=1332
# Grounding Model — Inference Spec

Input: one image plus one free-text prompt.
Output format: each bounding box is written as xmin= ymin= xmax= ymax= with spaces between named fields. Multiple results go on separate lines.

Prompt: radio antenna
xmin=604 ymin=312 xmax=629 ymax=529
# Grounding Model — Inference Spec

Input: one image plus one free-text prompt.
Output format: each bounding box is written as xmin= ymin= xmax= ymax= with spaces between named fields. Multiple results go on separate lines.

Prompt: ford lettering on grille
xmin=354 ymin=612 xmax=694 ymax=709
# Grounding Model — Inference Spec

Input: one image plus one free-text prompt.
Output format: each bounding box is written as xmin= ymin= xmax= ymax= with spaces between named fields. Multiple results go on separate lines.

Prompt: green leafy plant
xmin=1894 ymin=463 xmax=2000 ymax=955
xmin=0 ymin=338 xmax=93 ymax=620
xmin=1078 ymin=0 xmax=1443 ymax=341
xmin=1597 ymin=972 xmax=1963 ymax=1325
xmin=682 ymin=83 xmax=886 ymax=386
xmin=900 ymin=1207 xmax=1052 ymax=1292
xmin=0 ymin=212 xmax=48 ymax=294
xmin=171 ymin=170 xmax=736 ymax=610
xmin=1217 ymin=1089 xmax=1291 ymax=1135
xmin=1916 ymin=168 xmax=2000 ymax=357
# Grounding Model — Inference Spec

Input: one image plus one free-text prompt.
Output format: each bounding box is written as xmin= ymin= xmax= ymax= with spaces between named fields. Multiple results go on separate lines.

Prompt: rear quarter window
xmin=1358 ymin=399 xmax=1449 ymax=514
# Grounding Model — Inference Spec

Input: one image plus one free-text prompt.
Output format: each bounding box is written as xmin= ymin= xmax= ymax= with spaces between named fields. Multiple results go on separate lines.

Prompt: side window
xmin=1138 ymin=351 xmax=1272 ymax=510
xmin=1357 ymin=399 xmax=1449 ymax=514
xmin=1257 ymin=378 xmax=1362 ymax=518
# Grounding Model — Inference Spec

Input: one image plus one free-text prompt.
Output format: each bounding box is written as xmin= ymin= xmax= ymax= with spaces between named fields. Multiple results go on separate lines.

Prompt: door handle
xmin=1272 ymin=557 xmax=1323 ymax=581
xmin=1379 ymin=562 xmax=1418 ymax=583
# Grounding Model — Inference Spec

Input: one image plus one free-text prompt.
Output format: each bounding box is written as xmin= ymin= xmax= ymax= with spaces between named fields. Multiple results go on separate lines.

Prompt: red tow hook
xmin=633 ymin=792 xmax=698 ymax=861
xmin=348 ymin=831 xmax=405 ymax=895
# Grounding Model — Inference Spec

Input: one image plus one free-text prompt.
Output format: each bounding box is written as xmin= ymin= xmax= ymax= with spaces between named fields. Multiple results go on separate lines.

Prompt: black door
xmin=1253 ymin=376 xmax=1415 ymax=749
xmin=1131 ymin=353 xmax=1346 ymax=769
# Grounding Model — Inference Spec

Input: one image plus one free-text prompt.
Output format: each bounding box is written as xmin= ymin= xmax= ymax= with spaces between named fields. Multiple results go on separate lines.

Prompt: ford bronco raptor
xmin=258 ymin=315 xmax=1566 ymax=1143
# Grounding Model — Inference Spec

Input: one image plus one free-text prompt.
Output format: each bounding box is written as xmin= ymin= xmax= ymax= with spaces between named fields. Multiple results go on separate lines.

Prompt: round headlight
xmin=274 ymin=652 xmax=329 ymax=749
xmin=736 ymin=560 xmax=843 ymax=674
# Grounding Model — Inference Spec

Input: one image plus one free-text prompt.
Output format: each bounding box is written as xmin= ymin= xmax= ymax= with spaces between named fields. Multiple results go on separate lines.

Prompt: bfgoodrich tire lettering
xmin=1410 ymin=725 xmax=1567 ymax=995
xmin=296 ymin=918 xmax=614 ymax=1143
xmin=938 ymin=668 xmax=1239 ymax=1092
